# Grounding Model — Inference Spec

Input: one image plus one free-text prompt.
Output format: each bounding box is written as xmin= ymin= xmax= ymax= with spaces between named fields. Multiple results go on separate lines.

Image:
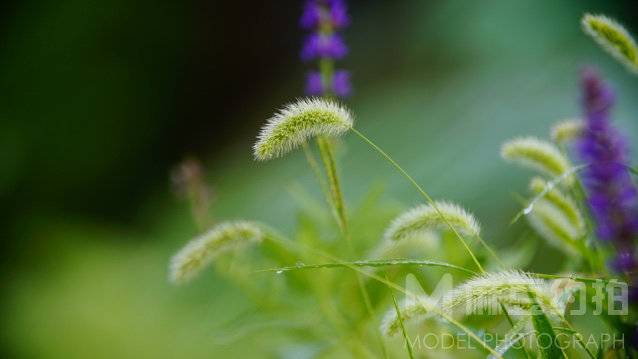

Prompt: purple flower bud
xmin=305 ymin=71 xmax=324 ymax=95
xmin=327 ymin=0 xmax=350 ymax=29
xmin=300 ymin=1 xmax=321 ymax=29
xmin=610 ymin=250 xmax=637 ymax=272
xmin=300 ymin=33 xmax=348 ymax=61
xmin=333 ymin=70 xmax=351 ymax=97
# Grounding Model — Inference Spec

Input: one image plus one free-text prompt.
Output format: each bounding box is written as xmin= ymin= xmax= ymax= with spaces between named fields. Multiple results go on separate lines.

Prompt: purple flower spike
xmin=577 ymin=68 xmax=638 ymax=272
xmin=299 ymin=0 xmax=352 ymax=98
xmin=333 ymin=70 xmax=351 ymax=97
xmin=305 ymin=71 xmax=323 ymax=95
xmin=301 ymin=33 xmax=348 ymax=61
xmin=300 ymin=1 xmax=321 ymax=29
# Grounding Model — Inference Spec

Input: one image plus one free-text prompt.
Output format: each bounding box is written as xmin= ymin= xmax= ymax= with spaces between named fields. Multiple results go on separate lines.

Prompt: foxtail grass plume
xmin=582 ymin=14 xmax=638 ymax=73
xmin=441 ymin=271 xmax=563 ymax=317
xmin=550 ymin=119 xmax=583 ymax=144
xmin=526 ymin=200 xmax=582 ymax=254
xmin=529 ymin=177 xmax=585 ymax=233
xmin=169 ymin=221 xmax=264 ymax=284
xmin=253 ymin=98 xmax=353 ymax=160
xmin=383 ymin=201 xmax=481 ymax=242
xmin=501 ymin=137 xmax=572 ymax=181
xmin=381 ymin=295 xmax=436 ymax=337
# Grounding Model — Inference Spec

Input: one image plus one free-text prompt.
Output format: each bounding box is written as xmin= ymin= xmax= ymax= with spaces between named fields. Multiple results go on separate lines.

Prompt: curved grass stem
xmin=302 ymin=142 xmax=332 ymax=207
xmin=257 ymin=258 xmax=478 ymax=275
xmin=311 ymin=134 xmax=387 ymax=357
xmin=316 ymin=136 xmax=348 ymax=234
xmin=263 ymin=231 xmax=503 ymax=358
xmin=388 ymin=276 xmax=415 ymax=359
xmin=351 ymin=127 xmax=487 ymax=273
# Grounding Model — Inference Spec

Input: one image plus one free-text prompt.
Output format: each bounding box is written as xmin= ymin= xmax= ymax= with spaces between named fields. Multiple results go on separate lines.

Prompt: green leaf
xmin=528 ymin=291 xmax=566 ymax=359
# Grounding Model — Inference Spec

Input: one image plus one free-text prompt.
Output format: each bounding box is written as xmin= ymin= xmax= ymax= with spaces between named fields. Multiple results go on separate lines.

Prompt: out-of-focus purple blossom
xmin=300 ymin=1 xmax=321 ymax=29
xmin=577 ymin=68 xmax=638 ymax=272
xmin=300 ymin=33 xmax=348 ymax=61
xmin=611 ymin=250 xmax=637 ymax=272
xmin=304 ymin=70 xmax=351 ymax=97
xmin=301 ymin=0 xmax=350 ymax=30
xmin=332 ymin=70 xmax=351 ymax=97
xmin=299 ymin=0 xmax=351 ymax=98
xmin=305 ymin=71 xmax=323 ymax=95
xmin=327 ymin=0 xmax=350 ymax=28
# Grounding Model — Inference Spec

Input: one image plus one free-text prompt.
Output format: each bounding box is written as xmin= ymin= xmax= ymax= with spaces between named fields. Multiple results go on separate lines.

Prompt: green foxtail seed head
xmin=526 ymin=200 xmax=582 ymax=255
xmin=383 ymin=201 xmax=481 ymax=242
xmin=169 ymin=220 xmax=264 ymax=284
xmin=501 ymin=137 xmax=572 ymax=181
xmin=550 ymin=119 xmax=583 ymax=144
xmin=529 ymin=177 xmax=585 ymax=233
xmin=582 ymin=14 xmax=638 ymax=73
xmin=380 ymin=295 xmax=436 ymax=337
xmin=441 ymin=271 xmax=563 ymax=317
xmin=253 ymin=98 xmax=353 ymax=160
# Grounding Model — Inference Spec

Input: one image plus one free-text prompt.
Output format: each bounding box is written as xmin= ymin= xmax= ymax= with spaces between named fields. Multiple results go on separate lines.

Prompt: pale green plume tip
xmin=441 ymin=271 xmax=565 ymax=317
xmin=526 ymin=199 xmax=583 ymax=255
xmin=582 ymin=13 xmax=638 ymax=74
xmin=501 ymin=137 xmax=572 ymax=182
xmin=529 ymin=177 xmax=585 ymax=235
xmin=550 ymin=119 xmax=583 ymax=144
xmin=253 ymin=98 xmax=354 ymax=160
xmin=383 ymin=201 xmax=481 ymax=242
xmin=169 ymin=220 xmax=264 ymax=284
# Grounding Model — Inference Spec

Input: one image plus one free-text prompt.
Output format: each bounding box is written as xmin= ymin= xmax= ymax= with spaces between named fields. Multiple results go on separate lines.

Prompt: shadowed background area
xmin=1 ymin=0 xmax=638 ymax=357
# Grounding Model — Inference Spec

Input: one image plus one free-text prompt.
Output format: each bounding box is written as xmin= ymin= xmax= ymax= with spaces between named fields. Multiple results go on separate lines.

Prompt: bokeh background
xmin=2 ymin=0 xmax=638 ymax=357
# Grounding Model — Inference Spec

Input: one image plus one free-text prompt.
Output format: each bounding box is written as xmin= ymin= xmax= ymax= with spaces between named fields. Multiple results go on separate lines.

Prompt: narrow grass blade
xmin=510 ymin=165 xmax=587 ymax=225
xmin=528 ymin=291 xmax=566 ymax=359
xmin=389 ymin=282 xmax=415 ymax=359
xmin=257 ymin=258 xmax=477 ymax=275
xmin=316 ymin=136 xmax=348 ymax=233
xmin=263 ymin=231 xmax=503 ymax=358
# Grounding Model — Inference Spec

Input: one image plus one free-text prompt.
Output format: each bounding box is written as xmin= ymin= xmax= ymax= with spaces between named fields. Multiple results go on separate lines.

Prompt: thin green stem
xmin=357 ymin=272 xmax=388 ymax=359
xmin=529 ymin=272 xmax=614 ymax=284
xmin=314 ymin=133 xmax=387 ymax=357
xmin=499 ymin=302 xmax=532 ymax=359
xmin=388 ymin=276 xmax=415 ymax=359
xmin=263 ymin=230 xmax=503 ymax=358
xmin=316 ymin=136 xmax=348 ymax=234
xmin=302 ymin=142 xmax=333 ymax=207
xmin=257 ymin=258 xmax=478 ymax=276
xmin=476 ymin=234 xmax=506 ymax=268
xmin=351 ymin=127 xmax=486 ymax=273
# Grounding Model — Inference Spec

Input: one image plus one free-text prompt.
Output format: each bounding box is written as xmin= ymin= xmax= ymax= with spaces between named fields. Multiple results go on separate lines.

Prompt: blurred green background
xmin=2 ymin=0 xmax=638 ymax=357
